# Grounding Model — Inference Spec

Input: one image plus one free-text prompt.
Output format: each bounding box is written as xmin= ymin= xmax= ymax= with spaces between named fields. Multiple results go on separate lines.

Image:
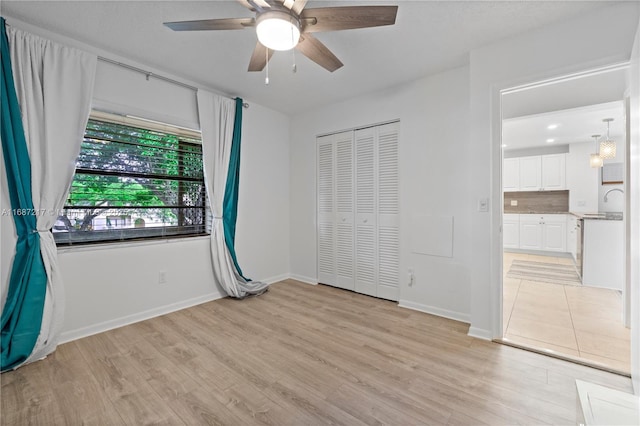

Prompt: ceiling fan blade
xmin=301 ymin=6 xmax=398 ymax=33
xmin=164 ymin=18 xmax=255 ymax=31
xmin=295 ymin=33 xmax=343 ymax=72
xmin=236 ymin=0 xmax=254 ymax=9
xmin=237 ymin=0 xmax=271 ymax=12
xmin=248 ymin=41 xmax=274 ymax=72
xmin=291 ymin=0 xmax=309 ymax=15
xmin=282 ymin=0 xmax=295 ymax=9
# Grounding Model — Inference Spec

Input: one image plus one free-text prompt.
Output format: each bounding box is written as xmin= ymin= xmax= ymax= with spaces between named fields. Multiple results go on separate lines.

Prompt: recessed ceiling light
xmin=547 ymin=124 xmax=558 ymax=130
xmin=546 ymin=138 xmax=555 ymax=143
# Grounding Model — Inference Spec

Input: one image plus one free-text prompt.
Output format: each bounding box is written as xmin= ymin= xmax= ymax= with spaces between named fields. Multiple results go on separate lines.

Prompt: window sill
xmin=56 ymin=234 xmax=210 ymax=254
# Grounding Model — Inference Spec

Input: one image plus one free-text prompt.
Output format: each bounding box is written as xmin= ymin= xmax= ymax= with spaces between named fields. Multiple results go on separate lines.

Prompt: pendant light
xmin=599 ymin=118 xmax=616 ymax=159
xmin=589 ymin=134 xmax=603 ymax=168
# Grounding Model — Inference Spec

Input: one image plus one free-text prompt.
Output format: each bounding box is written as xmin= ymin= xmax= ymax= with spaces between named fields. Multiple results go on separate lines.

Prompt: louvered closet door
xmin=354 ymin=127 xmax=377 ymax=297
xmin=317 ymin=122 xmax=400 ymax=301
xmin=334 ymin=132 xmax=355 ymax=290
xmin=317 ymin=136 xmax=336 ymax=286
xmin=376 ymin=122 xmax=400 ymax=301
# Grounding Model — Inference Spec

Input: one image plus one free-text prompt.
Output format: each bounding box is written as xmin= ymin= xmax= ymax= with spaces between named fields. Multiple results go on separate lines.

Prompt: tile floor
xmin=503 ymin=251 xmax=630 ymax=374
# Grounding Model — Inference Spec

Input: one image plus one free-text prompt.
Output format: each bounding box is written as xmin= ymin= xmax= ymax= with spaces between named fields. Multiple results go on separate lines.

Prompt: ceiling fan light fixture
xmin=256 ymin=11 xmax=300 ymax=51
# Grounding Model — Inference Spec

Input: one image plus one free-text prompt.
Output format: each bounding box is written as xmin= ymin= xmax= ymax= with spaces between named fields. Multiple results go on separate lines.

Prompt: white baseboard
xmin=59 ymin=291 xmax=225 ymax=344
xmin=467 ymin=326 xmax=493 ymax=341
xmin=288 ymin=274 xmax=318 ymax=285
xmin=58 ymin=272 xmax=313 ymax=345
xmin=261 ymin=273 xmax=290 ymax=284
xmin=398 ymin=299 xmax=470 ymax=324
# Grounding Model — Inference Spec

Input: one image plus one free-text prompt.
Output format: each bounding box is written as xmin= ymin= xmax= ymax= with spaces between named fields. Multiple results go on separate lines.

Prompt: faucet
xmin=604 ymin=188 xmax=624 ymax=202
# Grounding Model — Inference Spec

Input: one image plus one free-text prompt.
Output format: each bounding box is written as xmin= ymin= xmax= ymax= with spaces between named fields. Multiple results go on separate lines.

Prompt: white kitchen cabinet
xmin=507 ymin=154 xmax=566 ymax=191
xmin=541 ymin=154 xmax=566 ymax=190
xmin=503 ymin=158 xmax=520 ymax=191
xmin=518 ymin=214 xmax=567 ymax=252
xmin=542 ymin=215 xmax=567 ymax=252
xmin=503 ymin=214 xmax=520 ymax=249
xmin=317 ymin=122 xmax=400 ymax=301
xmin=583 ymin=219 xmax=623 ymax=290
xmin=518 ymin=156 xmax=542 ymax=191
xmin=519 ymin=215 xmax=544 ymax=250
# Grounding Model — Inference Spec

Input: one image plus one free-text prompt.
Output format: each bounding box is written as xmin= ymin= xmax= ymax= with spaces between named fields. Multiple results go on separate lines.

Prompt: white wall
xmin=598 ymin=142 xmax=626 ymax=213
xmin=234 ymin=102 xmax=291 ymax=283
xmin=469 ymin=2 xmax=640 ymax=339
xmin=93 ymin=60 xmax=200 ymax=131
xmin=290 ymin=66 xmax=472 ymax=322
xmin=0 ymin=17 xmax=291 ymax=342
xmin=567 ymin=141 xmax=599 ymax=213
xmin=57 ymin=238 xmax=219 ymax=341
xmin=55 ymin=96 xmax=291 ymax=342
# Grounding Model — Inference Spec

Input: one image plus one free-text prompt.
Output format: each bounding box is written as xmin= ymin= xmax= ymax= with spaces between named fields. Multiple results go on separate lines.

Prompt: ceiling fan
xmin=164 ymin=0 xmax=398 ymax=73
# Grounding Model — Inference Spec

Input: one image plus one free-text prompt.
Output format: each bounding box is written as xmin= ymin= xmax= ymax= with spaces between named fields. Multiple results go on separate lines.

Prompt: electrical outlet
xmin=158 ymin=271 xmax=167 ymax=284
xmin=510 ymin=200 xmax=518 ymax=206
xmin=408 ymin=268 xmax=414 ymax=286
xmin=578 ymin=200 xmax=586 ymax=207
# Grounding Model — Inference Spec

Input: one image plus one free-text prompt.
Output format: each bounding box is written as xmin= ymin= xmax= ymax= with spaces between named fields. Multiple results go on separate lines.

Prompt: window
xmin=53 ymin=115 xmax=208 ymax=245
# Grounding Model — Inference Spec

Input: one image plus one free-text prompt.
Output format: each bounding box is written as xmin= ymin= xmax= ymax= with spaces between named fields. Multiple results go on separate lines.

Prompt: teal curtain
xmin=0 ymin=17 xmax=48 ymax=371
xmin=222 ymin=98 xmax=248 ymax=280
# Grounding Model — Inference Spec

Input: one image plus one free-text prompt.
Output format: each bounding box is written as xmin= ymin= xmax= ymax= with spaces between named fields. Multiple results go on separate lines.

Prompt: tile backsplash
xmin=504 ymin=190 xmax=569 ymax=213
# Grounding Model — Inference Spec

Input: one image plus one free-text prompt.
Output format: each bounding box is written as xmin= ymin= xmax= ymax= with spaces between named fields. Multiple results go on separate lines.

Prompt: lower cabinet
xmin=508 ymin=214 xmax=567 ymax=253
xmin=503 ymin=214 xmax=520 ymax=249
xmin=582 ymin=219 xmax=623 ymax=290
xmin=542 ymin=216 xmax=567 ymax=252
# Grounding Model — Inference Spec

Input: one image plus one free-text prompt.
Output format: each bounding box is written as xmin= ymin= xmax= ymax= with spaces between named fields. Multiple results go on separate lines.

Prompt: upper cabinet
xmin=503 ymin=158 xmax=520 ymax=192
xmin=519 ymin=156 xmax=542 ymax=191
xmin=503 ymin=153 xmax=566 ymax=191
xmin=540 ymin=154 xmax=566 ymax=190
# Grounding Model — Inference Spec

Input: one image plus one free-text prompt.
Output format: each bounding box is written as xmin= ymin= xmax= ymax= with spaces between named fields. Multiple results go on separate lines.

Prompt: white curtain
xmin=197 ymin=90 xmax=269 ymax=298
xmin=7 ymin=25 xmax=97 ymax=362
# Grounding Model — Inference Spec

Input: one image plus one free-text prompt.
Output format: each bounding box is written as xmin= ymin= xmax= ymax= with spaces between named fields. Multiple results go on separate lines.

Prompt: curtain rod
xmin=97 ymin=56 xmax=249 ymax=108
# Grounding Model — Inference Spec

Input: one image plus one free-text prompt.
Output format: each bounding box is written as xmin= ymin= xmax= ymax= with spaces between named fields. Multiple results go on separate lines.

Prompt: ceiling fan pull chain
xmin=292 ymin=49 xmax=297 ymax=73
xmin=265 ymin=47 xmax=270 ymax=85
xmin=291 ymin=24 xmax=297 ymax=73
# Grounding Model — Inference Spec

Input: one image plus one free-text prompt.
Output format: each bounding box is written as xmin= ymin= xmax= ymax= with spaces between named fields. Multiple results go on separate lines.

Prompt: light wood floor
xmin=2 ymin=280 xmax=633 ymax=425
xmin=503 ymin=252 xmax=630 ymax=374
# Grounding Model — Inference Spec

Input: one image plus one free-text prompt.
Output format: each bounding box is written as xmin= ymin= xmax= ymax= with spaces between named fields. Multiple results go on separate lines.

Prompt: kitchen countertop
xmin=504 ymin=211 xmax=571 ymax=215
xmin=572 ymin=212 xmax=623 ymax=221
xmin=503 ymin=211 xmax=623 ymax=221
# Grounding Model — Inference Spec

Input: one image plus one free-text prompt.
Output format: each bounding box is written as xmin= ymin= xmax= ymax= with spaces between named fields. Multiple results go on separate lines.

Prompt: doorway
xmin=499 ymin=66 xmax=631 ymax=374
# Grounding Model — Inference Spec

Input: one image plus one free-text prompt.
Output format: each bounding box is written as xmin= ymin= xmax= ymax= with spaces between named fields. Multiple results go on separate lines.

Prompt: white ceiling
xmin=502 ymin=65 xmax=628 ymax=151
xmin=0 ymin=0 xmax=619 ymax=115
xmin=502 ymin=101 xmax=625 ymax=151
xmin=502 ymin=68 xmax=628 ymax=120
